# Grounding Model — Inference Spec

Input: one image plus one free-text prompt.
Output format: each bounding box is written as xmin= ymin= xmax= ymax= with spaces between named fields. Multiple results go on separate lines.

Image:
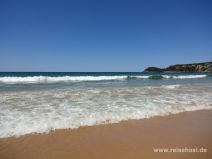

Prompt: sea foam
xmin=0 ymin=76 xmax=127 ymax=84
xmin=0 ymin=83 xmax=211 ymax=138
xmin=0 ymin=74 xmax=208 ymax=84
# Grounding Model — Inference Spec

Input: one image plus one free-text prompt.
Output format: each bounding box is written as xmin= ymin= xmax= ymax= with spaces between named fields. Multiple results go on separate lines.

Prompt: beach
xmin=0 ymin=72 xmax=211 ymax=159
xmin=0 ymin=110 xmax=211 ymax=159
xmin=1 ymin=0 xmax=212 ymax=158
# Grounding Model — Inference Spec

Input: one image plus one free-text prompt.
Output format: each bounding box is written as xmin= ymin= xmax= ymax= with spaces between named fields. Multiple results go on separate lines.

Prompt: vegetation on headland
xmin=144 ymin=62 xmax=212 ymax=72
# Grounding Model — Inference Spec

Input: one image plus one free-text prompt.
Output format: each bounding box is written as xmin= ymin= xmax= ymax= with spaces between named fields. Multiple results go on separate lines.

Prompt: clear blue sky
xmin=0 ymin=0 xmax=212 ymax=72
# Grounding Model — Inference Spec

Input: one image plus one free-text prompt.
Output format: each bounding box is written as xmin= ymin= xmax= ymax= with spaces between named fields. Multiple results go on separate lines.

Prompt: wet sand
xmin=0 ymin=110 xmax=212 ymax=159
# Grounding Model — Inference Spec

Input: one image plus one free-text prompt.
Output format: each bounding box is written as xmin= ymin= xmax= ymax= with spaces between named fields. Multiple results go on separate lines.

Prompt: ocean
xmin=0 ymin=72 xmax=212 ymax=138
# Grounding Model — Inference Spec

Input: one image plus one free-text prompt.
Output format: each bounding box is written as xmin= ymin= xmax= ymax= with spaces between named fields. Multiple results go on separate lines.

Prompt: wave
xmin=161 ymin=84 xmax=180 ymax=89
xmin=0 ymin=84 xmax=211 ymax=138
xmin=150 ymin=75 xmax=207 ymax=79
xmin=169 ymin=75 xmax=207 ymax=79
xmin=0 ymin=74 xmax=207 ymax=84
xmin=0 ymin=76 xmax=127 ymax=84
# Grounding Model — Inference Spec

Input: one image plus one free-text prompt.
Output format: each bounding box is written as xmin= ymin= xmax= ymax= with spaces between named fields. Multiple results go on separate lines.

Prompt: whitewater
xmin=0 ymin=74 xmax=207 ymax=84
xmin=0 ymin=72 xmax=211 ymax=138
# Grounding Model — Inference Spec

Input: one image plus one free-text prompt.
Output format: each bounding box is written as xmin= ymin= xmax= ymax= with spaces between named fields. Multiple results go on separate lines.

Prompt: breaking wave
xmin=0 ymin=75 xmax=207 ymax=84
xmin=0 ymin=84 xmax=211 ymax=138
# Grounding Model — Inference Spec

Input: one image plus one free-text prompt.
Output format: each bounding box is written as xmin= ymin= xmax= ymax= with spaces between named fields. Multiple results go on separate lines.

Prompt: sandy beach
xmin=1 ymin=0 xmax=212 ymax=158
xmin=0 ymin=109 xmax=211 ymax=159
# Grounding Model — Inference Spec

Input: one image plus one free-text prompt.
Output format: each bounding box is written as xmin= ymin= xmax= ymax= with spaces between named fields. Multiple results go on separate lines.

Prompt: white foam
xmin=163 ymin=75 xmax=207 ymax=79
xmin=0 ymin=83 xmax=211 ymax=138
xmin=0 ymin=74 xmax=208 ymax=84
xmin=131 ymin=75 xmax=149 ymax=79
xmin=173 ymin=75 xmax=207 ymax=79
xmin=0 ymin=76 xmax=127 ymax=84
xmin=162 ymin=75 xmax=172 ymax=79
xmin=161 ymin=84 xmax=180 ymax=89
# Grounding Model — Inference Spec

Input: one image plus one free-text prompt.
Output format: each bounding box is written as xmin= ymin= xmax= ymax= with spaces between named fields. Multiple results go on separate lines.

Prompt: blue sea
xmin=0 ymin=72 xmax=212 ymax=138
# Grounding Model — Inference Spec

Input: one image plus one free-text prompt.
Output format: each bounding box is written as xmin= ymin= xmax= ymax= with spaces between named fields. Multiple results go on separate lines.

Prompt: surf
xmin=0 ymin=74 xmax=208 ymax=84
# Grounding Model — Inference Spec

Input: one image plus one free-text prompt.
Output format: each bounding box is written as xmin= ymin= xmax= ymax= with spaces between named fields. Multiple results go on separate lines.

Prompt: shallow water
xmin=0 ymin=72 xmax=212 ymax=138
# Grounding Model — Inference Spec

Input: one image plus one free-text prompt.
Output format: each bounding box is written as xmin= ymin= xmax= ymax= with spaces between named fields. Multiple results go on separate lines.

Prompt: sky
xmin=0 ymin=0 xmax=212 ymax=72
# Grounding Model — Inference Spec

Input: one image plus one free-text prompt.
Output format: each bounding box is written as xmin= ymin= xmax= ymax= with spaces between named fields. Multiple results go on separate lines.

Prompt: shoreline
xmin=0 ymin=109 xmax=212 ymax=159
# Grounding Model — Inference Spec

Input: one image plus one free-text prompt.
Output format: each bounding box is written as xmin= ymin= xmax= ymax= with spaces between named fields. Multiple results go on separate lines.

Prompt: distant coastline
xmin=144 ymin=62 xmax=212 ymax=72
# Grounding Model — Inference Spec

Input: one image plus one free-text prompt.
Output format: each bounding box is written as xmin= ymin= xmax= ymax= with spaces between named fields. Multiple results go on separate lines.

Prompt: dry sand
xmin=0 ymin=110 xmax=212 ymax=159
